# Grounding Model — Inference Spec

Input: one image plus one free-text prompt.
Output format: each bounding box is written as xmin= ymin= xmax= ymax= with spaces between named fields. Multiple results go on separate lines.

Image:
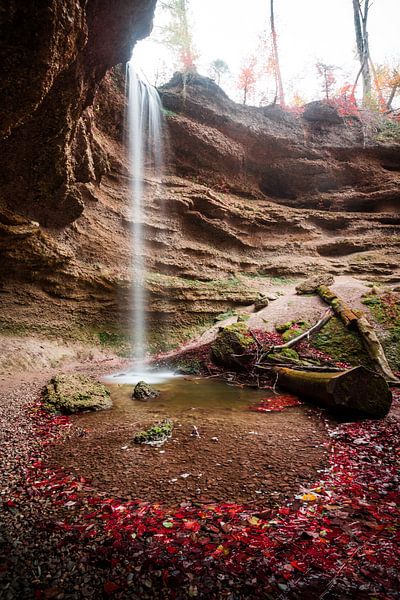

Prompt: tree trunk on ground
xmin=317 ymin=285 xmax=399 ymax=382
xmin=317 ymin=285 xmax=359 ymax=328
xmin=274 ymin=365 xmax=392 ymax=419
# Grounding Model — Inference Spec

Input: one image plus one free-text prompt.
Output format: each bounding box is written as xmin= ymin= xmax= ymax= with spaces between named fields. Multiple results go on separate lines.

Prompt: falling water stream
xmin=123 ymin=61 xmax=172 ymax=384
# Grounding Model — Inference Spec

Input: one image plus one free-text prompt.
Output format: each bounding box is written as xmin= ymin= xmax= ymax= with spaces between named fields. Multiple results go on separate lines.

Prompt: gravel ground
xmin=0 ymin=360 xmax=125 ymax=600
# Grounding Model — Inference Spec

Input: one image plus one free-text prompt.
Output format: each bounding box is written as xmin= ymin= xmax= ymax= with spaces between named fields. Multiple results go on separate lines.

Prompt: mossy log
xmin=317 ymin=285 xmax=398 ymax=382
xmin=274 ymin=365 xmax=392 ymax=419
xmin=317 ymin=285 xmax=360 ymax=328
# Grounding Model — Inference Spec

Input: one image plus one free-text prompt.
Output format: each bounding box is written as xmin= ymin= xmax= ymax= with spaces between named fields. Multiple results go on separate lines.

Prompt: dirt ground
xmin=47 ymin=379 xmax=329 ymax=506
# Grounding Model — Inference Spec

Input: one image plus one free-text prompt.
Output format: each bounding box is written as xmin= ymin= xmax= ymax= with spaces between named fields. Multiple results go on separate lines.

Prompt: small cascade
xmin=127 ymin=61 xmax=164 ymax=374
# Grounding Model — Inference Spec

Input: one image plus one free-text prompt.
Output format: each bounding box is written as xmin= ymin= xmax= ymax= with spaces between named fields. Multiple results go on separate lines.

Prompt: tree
xmin=316 ymin=62 xmax=338 ymax=101
xmin=269 ymin=0 xmax=285 ymax=105
xmin=256 ymin=30 xmax=281 ymax=106
xmin=375 ymin=63 xmax=400 ymax=111
xmin=209 ymin=59 xmax=229 ymax=86
xmin=237 ymin=56 xmax=257 ymax=105
xmin=153 ymin=58 xmax=169 ymax=88
xmin=160 ymin=0 xmax=197 ymax=72
xmin=352 ymin=0 xmax=372 ymax=104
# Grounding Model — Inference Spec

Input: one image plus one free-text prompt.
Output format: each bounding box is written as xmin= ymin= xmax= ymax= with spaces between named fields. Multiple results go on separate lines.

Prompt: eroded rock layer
xmin=1 ymin=7 xmax=399 ymax=350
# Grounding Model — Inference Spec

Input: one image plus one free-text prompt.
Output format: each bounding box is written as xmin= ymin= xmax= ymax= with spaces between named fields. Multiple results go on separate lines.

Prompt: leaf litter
xmin=0 ymin=383 xmax=399 ymax=599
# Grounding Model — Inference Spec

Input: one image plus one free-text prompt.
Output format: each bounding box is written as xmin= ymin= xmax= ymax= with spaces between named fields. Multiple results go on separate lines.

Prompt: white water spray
xmin=127 ymin=61 xmax=164 ymax=373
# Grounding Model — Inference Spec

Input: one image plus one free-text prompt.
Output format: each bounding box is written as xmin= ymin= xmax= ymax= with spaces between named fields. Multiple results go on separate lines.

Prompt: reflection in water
xmin=103 ymin=377 xmax=269 ymax=417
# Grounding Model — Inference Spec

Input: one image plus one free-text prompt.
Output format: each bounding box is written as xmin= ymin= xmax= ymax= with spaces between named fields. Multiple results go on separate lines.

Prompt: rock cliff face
xmin=1 ymin=6 xmax=399 ymax=352
xmin=0 ymin=0 xmax=156 ymax=226
xmin=161 ymin=73 xmax=400 ymax=213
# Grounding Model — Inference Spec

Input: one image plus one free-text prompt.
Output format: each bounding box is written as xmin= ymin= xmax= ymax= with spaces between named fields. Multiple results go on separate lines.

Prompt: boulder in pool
xmin=133 ymin=381 xmax=160 ymax=400
xmin=43 ymin=374 xmax=112 ymax=413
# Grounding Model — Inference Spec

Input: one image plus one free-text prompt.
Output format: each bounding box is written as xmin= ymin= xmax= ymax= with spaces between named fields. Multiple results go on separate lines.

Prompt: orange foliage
xmin=237 ymin=56 xmax=258 ymax=105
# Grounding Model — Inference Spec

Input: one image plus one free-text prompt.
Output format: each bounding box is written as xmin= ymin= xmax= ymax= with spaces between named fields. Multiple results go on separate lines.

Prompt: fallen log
xmin=317 ymin=285 xmax=360 ymax=328
xmin=317 ymin=285 xmax=399 ymax=383
xmin=356 ymin=315 xmax=399 ymax=382
xmin=256 ymin=363 xmax=345 ymax=373
xmin=273 ymin=365 xmax=392 ymax=419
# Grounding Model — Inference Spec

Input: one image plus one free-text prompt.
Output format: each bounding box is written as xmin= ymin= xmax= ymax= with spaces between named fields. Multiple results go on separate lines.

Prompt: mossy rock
xmin=43 ymin=374 xmax=112 ymax=414
xmin=362 ymin=292 xmax=400 ymax=370
xmin=174 ymin=360 xmax=202 ymax=375
xmin=132 ymin=381 xmax=160 ymax=400
xmin=276 ymin=320 xmax=310 ymax=342
xmin=133 ymin=419 xmax=173 ymax=446
xmin=254 ymin=294 xmax=269 ymax=311
xmin=313 ymin=317 xmax=373 ymax=367
xmin=275 ymin=320 xmax=295 ymax=334
xmin=214 ymin=309 xmax=237 ymax=322
xmin=296 ymin=274 xmax=334 ymax=294
xmin=381 ymin=326 xmax=400 ymax=371
xmin=211 ymin=322 xmax=253 ymax=371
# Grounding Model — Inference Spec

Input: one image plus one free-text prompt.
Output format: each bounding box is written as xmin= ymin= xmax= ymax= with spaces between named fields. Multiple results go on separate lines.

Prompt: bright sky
xmin=133 ymin=0 xmax=400 ymax=105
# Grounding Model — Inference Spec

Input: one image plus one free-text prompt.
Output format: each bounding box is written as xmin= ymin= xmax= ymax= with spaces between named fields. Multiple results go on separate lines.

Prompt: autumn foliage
xmin=237 ymin=56 xmax=257 ymax=105
xmin=16 ymin=392 xmax=400 ymax=599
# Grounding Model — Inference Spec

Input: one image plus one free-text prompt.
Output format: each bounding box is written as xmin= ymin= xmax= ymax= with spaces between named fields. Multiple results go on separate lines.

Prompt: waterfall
xmin=127 ymin=61 xmax=164 ymax=372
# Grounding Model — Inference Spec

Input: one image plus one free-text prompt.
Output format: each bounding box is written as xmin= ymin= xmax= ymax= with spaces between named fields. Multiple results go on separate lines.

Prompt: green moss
xmin=133 ymin=420 xmax=173 ymax=445
xmin=362 ymin=292 xmax=400 ymax=370
xmin=270 ymin=276 xmax=295 ymax=285
xmin=376 ymin=119 xmax=400 ymax=142
xmin=362 ymin=294 xmax=387 ymax=321
xmin=275 ymin=321 xmax=295 ymax=333
xmin=162 ymin=108 xmax=177 ymax=118
xmin=276 ymin=320 xmax=310 ymax=342
xmin=313 ymin=317 xmax=372 ymax=367
xmin=279 ymin=348 xmax=299 ymax=360
xmin=268 ymin=348 xmax=300 ymax=362
xmin=148 ymin=317 xmax=213 ymax=354
xmin=222 ymin=322 xmax=253 ymax=342
xmin=146 ymin=272 xmax=242 ymax=290
xmin=174 ymin=359 xmax=202 ymax=375
xmin=214 ymin=309 xmax=237 ymax=322
xmin=237 ymin=313 xmax=250 ymax=322
xmin=98 ymin=330 xmax=129 ymax=347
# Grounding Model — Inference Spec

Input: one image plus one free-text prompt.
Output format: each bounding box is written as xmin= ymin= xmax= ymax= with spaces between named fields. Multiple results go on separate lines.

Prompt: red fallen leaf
xmin=103 ymin=581 xmax=120 ymax=595
xmin=249 ymin=394 xmax=301 ymax=413
xmin=278 ymin=507 xmax=290 ymax=516
xmin=282 ymin=570 xmax=294 ymax=580
xmin=290 ymin=560 xmax=307 ymax=573
xmin=183 ymin=520 xmax=200 ymax=532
